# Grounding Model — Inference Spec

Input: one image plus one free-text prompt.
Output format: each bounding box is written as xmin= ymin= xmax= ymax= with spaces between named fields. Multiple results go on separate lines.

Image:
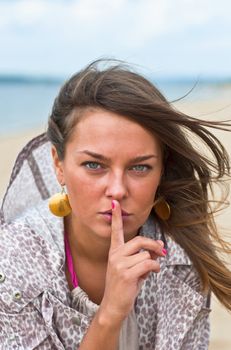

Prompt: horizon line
xmin=0 ymin=74 xmax=230 ymax=85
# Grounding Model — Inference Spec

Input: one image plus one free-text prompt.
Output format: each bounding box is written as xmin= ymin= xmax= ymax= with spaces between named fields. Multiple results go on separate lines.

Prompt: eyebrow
xmin=77 ymin=150 xmax=158 ymax=162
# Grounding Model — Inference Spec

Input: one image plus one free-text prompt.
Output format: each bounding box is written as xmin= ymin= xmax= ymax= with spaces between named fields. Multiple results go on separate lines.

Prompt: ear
xmin=51 ymin=146 xmax=64 ymax=185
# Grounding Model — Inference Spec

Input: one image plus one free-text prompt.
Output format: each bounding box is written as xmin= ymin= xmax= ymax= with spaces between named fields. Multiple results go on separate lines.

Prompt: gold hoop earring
xmin=48 ymin=186 xmax=72 ymax=217
xmin=153 ymin=198 xmax=171 ymax=221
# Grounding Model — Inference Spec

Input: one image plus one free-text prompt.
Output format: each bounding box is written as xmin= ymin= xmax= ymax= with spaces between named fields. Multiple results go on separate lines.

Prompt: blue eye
xmin=132 ymin=165 xmax=151 ymax=172
xmin=83 ymin=161 xmax=102 ymax=170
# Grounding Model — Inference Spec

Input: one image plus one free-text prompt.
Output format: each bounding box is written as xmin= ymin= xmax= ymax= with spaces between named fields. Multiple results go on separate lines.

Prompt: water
xmin=0 ymin=81 xmax=62 ymax=135
xmin=0 ymin=77 xmax=230 ymax=136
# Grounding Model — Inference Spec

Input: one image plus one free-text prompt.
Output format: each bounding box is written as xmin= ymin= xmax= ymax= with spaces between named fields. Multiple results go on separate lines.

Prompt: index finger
xmin=110 ymin=200 xmax=125 ymax=250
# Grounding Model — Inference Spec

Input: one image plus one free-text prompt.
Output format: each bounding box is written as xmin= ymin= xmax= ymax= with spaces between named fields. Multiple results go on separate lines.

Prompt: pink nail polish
xmin=112 ymin=200 xmax=115 ymax=209
xmin=162 ymin=248 xmax=167 ymax=255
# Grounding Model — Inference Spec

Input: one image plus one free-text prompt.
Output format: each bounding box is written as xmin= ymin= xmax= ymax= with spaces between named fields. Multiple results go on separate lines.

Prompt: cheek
xmin=136 ymin=176 xmax=160 ymax=200
xmin=140 ymin=190 xmax=157 ymax=211
xmin=134 ymin=180 xmax=160 ymax=220
xmin=65 ymin=172 xmax=102 ymax=208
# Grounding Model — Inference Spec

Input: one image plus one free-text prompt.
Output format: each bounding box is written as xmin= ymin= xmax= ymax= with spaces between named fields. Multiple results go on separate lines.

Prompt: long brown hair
xmin=47 ymin=59 xmax=231 ymax=311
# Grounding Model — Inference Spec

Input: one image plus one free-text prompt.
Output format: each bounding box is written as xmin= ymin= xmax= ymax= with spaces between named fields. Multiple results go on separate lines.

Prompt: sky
xmin=0 ymin=0 xmax=231 ymax=79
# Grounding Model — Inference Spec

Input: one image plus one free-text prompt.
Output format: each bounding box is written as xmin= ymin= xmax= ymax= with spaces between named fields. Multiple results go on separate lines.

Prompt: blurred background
xmin=0 ymin=0 xmax=230 ymax=348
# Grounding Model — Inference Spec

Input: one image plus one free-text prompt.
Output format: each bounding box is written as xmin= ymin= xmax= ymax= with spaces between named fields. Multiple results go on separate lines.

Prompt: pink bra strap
xmin=64 ymin=233 xmax=78 ymax=288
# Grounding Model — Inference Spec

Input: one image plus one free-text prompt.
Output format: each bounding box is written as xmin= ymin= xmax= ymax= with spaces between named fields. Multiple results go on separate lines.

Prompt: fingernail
xmin=162 ymin=248 xmax=167 ymax=256
xmin=112 ymin=200 xmax=115 ymax=210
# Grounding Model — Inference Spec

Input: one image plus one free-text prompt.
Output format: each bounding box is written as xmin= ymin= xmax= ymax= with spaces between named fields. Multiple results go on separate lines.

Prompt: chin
xmin=90 ymin=224 xmax=112 ymax=239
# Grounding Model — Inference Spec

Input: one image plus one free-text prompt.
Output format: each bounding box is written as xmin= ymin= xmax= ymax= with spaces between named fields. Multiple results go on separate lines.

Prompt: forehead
xmin=67 ymin=109 xmax=161 ymax=155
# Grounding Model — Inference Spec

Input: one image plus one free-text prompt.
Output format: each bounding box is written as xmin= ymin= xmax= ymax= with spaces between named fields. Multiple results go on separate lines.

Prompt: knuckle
xmin=140 ymin=250 xmax=151 ymax=260
xmin=134 ymin=236 xmax=154 ymax=247
xmin=108 ymin=255 xmax=123 ymax=273
xmin=152 ymin=261 xmax=161 ymax=273
xmin=143 ymin=259 xmax=153 ymax=270
xmin=108 ymin=254 xmax=116 ymax=266
xmin=109 ymin=245 xmax=120 ymax=256
xmin=134 ymin=236 xmax=144 ymax=245
xmin=114 ymin=262 xmax=123 ymax=274
xmin=143 ymin=259 xmax=160 ymax=272
xmin=121 ymin=271 xmax=130 ymax=282
xmin=143 ymin=250 xmax=151 ymax=259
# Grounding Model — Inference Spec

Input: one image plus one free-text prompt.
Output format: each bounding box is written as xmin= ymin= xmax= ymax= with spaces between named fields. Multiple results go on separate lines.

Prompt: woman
xmin=0 ymin=59 xmax=231 ymax=349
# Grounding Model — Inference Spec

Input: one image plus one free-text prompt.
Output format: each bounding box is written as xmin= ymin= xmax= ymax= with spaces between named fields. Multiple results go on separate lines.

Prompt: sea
xmin=0 ymin=75 xmax=230 ymax=136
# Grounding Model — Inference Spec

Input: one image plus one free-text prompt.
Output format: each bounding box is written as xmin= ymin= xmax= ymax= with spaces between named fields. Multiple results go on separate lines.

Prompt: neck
xmin=64 ymin=215 xmax=112 ymax=265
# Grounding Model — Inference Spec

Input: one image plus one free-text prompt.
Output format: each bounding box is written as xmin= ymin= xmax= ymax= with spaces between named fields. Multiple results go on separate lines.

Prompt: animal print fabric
xmin=0 ymin=134 xmax=211 ymax=349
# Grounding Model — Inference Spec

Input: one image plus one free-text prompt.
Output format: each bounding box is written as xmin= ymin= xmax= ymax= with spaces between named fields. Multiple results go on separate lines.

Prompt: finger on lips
xmin=110 ymin=200 xmax=167 ymax=257
xmin=110 ymin=199 xmax=124 ymax=249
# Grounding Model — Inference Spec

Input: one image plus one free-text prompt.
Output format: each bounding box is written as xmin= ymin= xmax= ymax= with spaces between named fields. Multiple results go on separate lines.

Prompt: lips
xmin=99 ymin=209 xmax=132 ymax=223
xmin=100 ymin=209 xmax=131 ymax=216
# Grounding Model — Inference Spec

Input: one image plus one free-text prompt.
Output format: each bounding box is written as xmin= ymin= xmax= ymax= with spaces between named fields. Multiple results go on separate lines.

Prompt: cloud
xmin=0 ymin=0 xmax=230 ymax=75
xmin=2 ymin=0 xmax=229 ymax=45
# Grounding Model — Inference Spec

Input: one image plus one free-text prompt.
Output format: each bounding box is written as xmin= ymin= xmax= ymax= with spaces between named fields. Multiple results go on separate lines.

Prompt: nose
xmin=105 ymin=171 xmax=128 ymax=200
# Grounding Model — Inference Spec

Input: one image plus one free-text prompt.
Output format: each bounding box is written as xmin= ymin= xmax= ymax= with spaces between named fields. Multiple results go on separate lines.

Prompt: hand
xmin=100 ymin=200 xmax=166 ymax=324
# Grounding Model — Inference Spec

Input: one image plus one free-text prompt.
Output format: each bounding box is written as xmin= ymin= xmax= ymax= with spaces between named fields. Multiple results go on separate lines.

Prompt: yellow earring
xmin=48 ymin=186 xmax=72 ymax=217
xmin=153 ymin=198 xmax=171 ymax=221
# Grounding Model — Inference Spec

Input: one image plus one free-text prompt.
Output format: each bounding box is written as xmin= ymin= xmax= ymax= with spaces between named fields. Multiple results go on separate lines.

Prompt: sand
xmin=0 ymin=96 xmax=231 ymax=349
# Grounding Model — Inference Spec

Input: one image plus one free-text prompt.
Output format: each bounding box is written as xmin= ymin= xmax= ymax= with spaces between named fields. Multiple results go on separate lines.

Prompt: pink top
xmin=64 ymin=233 xmax=78 ymax=288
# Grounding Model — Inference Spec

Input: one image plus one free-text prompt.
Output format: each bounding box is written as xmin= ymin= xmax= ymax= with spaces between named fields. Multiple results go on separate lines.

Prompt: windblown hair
xmin=47 ymin=59 xmax=231 ymax=311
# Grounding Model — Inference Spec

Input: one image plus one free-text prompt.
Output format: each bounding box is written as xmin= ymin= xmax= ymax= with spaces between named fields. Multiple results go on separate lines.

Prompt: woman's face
xmin=53 ymin=109 xmax=163 ymax=240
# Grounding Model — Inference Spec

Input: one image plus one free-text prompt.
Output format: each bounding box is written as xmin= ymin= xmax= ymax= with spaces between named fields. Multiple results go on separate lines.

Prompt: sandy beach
xmin=0 ymin=95 xmax=231 ymax=349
